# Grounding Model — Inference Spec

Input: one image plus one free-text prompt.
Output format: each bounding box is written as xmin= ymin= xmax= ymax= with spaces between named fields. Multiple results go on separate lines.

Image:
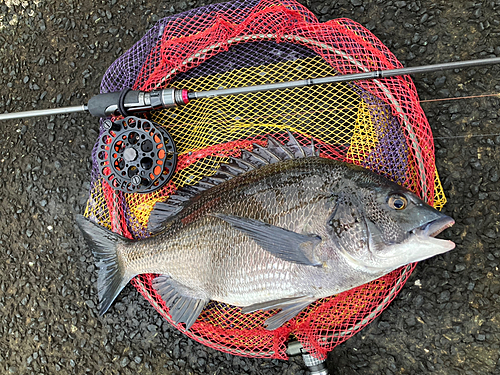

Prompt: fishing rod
xmin=1 ymin=56 xmax=500 ymax=121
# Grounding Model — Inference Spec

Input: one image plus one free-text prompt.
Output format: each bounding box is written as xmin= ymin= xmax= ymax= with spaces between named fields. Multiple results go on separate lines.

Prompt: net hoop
xmin=85 ymin=0 xmax=446 ymax=360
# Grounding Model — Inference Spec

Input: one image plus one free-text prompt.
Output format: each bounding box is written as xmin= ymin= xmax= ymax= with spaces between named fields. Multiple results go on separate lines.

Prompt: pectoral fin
xmin=242 ymin=295 xmax=317 ymax=330
xmin=152 ymin=275 xmax=208 ymax=330
xmin=212 ymin=213 xmax=322 ymax=267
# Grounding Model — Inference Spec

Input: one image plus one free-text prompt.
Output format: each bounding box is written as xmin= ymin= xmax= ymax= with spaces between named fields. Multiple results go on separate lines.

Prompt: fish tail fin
xmin=76 ymin=215 xmax=136 ymax=315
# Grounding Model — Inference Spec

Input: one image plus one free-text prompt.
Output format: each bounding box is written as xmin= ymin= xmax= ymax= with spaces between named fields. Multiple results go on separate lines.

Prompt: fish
xmin=76 ymin=132 xmax=455 ymax=330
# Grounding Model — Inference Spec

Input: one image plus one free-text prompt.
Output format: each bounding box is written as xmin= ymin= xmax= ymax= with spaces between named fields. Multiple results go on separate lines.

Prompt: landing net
xmin=84 ymin=0 xmax=447 ymax=360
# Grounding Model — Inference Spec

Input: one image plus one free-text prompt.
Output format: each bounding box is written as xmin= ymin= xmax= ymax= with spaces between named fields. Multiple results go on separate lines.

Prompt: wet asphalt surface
xmin=1 ymin=0 xmax=500 ymax=374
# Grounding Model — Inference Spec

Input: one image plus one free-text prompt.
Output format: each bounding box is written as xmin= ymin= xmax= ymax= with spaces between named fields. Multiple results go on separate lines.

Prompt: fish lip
xmin=411 ymin=216 xmax=455 ymax=237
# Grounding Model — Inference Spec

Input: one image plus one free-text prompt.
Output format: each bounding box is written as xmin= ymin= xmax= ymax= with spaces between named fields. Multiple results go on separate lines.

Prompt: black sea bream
xmin=77 ymin=133 xmax=455 ymax=330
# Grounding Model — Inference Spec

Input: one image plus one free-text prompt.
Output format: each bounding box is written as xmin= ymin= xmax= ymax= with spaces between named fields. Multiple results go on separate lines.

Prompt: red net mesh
xmin=85 ymin=0 xmax=446 ymax=360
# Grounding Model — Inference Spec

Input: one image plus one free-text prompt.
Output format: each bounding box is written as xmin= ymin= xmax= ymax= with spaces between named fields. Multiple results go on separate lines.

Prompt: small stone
xmin=470 ymin=272 xmax=481 ymax=281
xmin=120 ymin=357 xmax=130 ymax=367
xmin=448 ymin=104 xmax=460 ymax=114
xmin=438 ymin=88 xmax=450 ymax=97
xmin=406 ymin=316 xmax=416 ymax=326
xmin=366 ymin=20 xmax=376 ymax=31
xmin=434 ymin=76 xmax=447 ymax=88
xmin=117 ymin=330 xmax=125 ymax=341
xmin=437 ymin=290 xmax=450 ymax=303
xmin=490 ymin=169 xmax=499 ymax=182
xmin=134 ymin=356 xmax=142 ymax=364
xmin=484 ymin=229 xmax=496 ymax=239
xmin=147 ymin=324 xmax=157 ymax=332
xmin=173 ymin=345 xmax=180 ymax=359
xmin=414 ymin=294 xmax=424 ymax=308
xmin=454 ymin=264 xmax=466 ymax=272
xmin=378 ymin=321 xmax=391 ymax=330
xmin=319 ymin=5 xmax=330 ymax=14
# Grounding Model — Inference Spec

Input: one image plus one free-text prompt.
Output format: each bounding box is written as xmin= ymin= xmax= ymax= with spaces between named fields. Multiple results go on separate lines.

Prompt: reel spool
xmin=96 ymin=116 xmax=177 ymax=194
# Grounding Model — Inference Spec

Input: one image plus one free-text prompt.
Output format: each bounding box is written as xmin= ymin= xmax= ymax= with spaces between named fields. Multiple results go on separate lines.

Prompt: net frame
xmin=84 ymin=0 xmax=446 ymax=360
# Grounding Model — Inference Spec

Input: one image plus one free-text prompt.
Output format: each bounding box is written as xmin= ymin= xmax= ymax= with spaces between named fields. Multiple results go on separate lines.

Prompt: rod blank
xmin=192 ymin=56 xmax=500 ymax=100
xmin=0 ymin=105 xmax=88 ymax=121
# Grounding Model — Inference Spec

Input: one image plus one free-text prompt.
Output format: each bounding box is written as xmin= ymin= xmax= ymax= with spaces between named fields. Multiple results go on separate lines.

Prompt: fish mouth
xmin=356 ymin=215 xmax=456 ymax=271
xmin=409 ymin=216 xmax=455 ymax=251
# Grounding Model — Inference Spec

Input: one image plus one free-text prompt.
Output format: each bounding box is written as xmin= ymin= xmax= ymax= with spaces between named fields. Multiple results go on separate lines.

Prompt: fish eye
xmin=388 ymin=194 xmax=408 ymax=210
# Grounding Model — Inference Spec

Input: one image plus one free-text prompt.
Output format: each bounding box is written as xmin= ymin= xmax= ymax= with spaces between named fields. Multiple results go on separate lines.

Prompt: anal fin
xmin=152 ymin=275 xmax=208 ymax=330
xmin=242 ymin=295 xmax=317 ymax=330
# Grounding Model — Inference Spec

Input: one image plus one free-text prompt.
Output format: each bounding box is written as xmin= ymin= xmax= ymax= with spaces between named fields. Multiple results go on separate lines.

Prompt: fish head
xmin=326 ymin=177 xmax=455 ymax=273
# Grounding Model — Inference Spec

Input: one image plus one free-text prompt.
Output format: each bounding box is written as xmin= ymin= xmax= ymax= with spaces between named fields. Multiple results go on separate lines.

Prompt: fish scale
xmin=77 ymin=133 xmax=455 ymax=330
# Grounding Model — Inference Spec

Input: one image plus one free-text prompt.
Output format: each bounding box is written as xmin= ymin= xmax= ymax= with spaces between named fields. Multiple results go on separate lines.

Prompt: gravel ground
xmin=1 ymin=0 xmax=500 ymax=374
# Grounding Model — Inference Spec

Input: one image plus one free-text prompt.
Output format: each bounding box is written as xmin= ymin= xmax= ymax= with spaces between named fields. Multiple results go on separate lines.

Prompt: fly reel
xmin=96 ymin=116 xmax=177 ymax=194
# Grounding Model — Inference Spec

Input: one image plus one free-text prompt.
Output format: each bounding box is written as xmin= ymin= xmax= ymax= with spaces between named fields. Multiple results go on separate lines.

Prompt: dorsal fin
xmin=212 ymin=164 xmax=239 ymax=180
xmin=147 ymin=132 xmax=320 ymax=232
xmin=251 ymin=142 xmax=282 ymax=163
xmin=240 ymin=149 xmax=270 ymax=167
xmin=229 ymin=156 xmax=255 ymax=172
xmin=286 ymin=130 xmax=307 ymax=158
xmin=303 ymin=138 xmax=320 ymax=157
xmin=267 ymin=136 xmax=295 ymax=160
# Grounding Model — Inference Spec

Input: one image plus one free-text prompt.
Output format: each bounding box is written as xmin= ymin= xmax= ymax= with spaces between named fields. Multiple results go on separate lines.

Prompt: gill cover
xmin=327 ymin=191 xmax=370 ymax=257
